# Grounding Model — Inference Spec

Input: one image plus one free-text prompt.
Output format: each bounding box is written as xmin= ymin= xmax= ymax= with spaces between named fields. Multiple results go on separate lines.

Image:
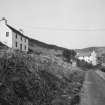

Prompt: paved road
xmin=80 ymin=70 xmax=105 ymax=105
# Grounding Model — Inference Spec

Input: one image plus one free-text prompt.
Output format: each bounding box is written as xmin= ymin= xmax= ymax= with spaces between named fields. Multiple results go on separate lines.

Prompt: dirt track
xmin=80 ymin=70 xmax=105 ymax=105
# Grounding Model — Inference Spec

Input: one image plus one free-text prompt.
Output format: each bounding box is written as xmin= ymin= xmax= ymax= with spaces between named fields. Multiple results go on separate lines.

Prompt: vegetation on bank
xmin=0 ymin=50 xmax=85 ymax=105
xmin=63 ymin=49 xmax=76 ymax=63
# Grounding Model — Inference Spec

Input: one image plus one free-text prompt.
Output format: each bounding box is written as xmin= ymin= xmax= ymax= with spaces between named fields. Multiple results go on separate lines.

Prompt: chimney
xmin=0 ymin=17 xmax=7 ymax=25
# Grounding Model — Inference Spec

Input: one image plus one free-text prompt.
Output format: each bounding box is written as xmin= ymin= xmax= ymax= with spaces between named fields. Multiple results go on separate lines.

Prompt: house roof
xmin=77 ymin=52 xmax=91 ymax=57
xmin=7 ymin=24 xmax=29 ymax=39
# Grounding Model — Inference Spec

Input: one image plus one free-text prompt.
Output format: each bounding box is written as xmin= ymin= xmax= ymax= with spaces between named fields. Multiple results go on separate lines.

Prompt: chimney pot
xmin=1 ymin=17 xmax=7 ymax=24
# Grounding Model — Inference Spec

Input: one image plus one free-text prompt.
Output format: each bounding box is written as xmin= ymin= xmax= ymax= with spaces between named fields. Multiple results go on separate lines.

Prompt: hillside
xmin=29 ymin=38 xmax=70 ymax=58
xmin=28 ymin=38 xmax=105 ymax=58
xmin=29 ymin=38 xmax=68 ymax=50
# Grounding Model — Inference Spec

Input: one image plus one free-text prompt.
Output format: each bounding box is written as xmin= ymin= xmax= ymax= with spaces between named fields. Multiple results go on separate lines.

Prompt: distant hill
xmin=76 ymin=47 xmax=105 ymax=56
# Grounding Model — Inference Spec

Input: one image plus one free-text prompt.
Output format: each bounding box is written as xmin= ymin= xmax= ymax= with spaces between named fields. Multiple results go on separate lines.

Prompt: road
xmin=80 ymin=70 xmax=105 ymax=105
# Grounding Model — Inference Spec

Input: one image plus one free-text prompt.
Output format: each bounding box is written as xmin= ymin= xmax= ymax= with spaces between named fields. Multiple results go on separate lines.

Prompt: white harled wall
xmin=0 ymin=20 xmax=12 ymax=48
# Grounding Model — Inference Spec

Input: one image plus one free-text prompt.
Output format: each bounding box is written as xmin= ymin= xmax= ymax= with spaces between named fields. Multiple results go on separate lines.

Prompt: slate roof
xmin=7 ymin=24 xmax=29 ymax=39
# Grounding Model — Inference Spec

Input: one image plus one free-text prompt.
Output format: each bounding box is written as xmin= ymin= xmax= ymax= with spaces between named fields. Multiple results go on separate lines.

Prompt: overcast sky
xmin=0 ymin=0 xmax=105 ymax=49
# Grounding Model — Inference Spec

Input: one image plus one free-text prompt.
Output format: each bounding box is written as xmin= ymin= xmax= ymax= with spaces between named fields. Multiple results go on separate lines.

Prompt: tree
xmin=63 ymin=49 xmax=76 ymax=63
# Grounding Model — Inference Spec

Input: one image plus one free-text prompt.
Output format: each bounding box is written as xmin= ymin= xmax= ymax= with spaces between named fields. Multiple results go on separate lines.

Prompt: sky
xmin=0 ymin=0 xmax=105 ymax=49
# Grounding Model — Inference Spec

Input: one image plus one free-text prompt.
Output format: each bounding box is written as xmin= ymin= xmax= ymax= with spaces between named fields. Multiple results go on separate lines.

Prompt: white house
xmin=90 ymin=51 xmax=97 ymax=66
xmin=77 ymin=50 xmax=97 ymax=66
xmin=0 ymin=18 xmax=29 ymax=51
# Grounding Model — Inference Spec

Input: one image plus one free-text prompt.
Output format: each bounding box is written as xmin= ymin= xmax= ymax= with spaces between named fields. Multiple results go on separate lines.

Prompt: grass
xmin=0 ymin=50 xmax=85 ymax=105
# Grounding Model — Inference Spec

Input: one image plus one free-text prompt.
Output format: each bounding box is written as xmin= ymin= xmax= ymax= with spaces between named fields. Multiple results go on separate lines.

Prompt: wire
xmin=24 ymin=26 xmax=105 ymax=32
xmin=9 ymin=23 xmax=105 ymax=32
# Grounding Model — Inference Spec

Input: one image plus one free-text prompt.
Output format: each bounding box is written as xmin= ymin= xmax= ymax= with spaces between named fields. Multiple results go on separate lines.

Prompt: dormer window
xmin=16 ymin=42 xmax=17 ymax=47
xmin=6 ymin=32 xmax=9 ymax=37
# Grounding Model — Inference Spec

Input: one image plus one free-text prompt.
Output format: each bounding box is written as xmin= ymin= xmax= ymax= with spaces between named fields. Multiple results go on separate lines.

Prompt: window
xmin=24 ymin=45 xmax=26 ymax=50
xmin=16 ymin=34 xmax=17 ymax=39
xmin=21 ymin=36 xmax=22 ymax=40
xmin=20 ymin=44 xmax=22 ymax=50
xmin=25 ymin=38 xmax=26 ymax=42
xmin=6 ymin=32 xmax=9 ymax=37
xmin=16 ymin=42 xmax=17 ymax=47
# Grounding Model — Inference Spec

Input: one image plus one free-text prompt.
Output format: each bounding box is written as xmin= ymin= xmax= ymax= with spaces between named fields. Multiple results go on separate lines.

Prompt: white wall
xmin=90 ymin=51 xmax=97 ymax=65
xmin=0 ymin=20 xmax=12 ymax=48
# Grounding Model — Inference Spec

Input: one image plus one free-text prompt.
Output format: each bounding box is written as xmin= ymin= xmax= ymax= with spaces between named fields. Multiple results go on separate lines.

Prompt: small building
xmin=77 ymin=50 xmax=97 ymax=66
xmin=0 ymin=18 xmax=29 ymax=51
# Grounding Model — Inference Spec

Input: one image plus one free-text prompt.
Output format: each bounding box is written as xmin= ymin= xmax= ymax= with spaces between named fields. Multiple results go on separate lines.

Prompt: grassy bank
xmin=0 ymin=50 xmax=85 ymax=105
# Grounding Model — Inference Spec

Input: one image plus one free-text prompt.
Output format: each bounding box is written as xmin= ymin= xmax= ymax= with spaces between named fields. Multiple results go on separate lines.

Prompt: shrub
xmin=63 ymin=49 xmax=76 ymax=63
